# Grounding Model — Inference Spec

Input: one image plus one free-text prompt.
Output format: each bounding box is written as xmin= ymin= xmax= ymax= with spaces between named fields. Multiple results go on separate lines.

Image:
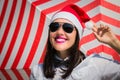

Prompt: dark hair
xmin=43 ymin=27 xmax=85 ymax=79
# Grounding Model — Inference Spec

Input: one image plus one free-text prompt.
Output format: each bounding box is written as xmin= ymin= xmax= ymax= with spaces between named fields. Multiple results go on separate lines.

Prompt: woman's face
xmin=49 ymin=18 xmax=77 ymax=52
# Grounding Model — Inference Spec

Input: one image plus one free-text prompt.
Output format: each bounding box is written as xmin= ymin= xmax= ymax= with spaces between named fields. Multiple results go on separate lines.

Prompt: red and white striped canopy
xmin=0 ymin=0 xmax=120 ymax=80
xmin=0 ymin=0 xmax=120 ymax=70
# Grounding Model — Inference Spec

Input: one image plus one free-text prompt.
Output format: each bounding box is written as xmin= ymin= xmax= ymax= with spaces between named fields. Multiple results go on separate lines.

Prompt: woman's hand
xmin=92 ymin=24 xmax=116 ymax=45
xmin=92 ymin=24 xmax=120 ymax=54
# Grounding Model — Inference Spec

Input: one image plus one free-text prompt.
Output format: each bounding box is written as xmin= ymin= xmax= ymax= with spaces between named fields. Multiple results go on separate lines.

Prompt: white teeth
xmin=56 ymin=39 xmax=65 ymax=42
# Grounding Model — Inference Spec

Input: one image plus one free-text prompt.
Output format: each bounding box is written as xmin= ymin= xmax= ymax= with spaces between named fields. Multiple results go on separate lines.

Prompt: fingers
xmin=92 ymin=24 xmax=110 ymax=35
xmin=92 ymin=24 xmax=111 ymax=40
xmin=92 ymin=25 xmax=101 ymax=41
xmin=100 ymin=24 xmax=110 ymax=31
xmin=92 ymin=24 xmax=98 ymax=32
xmin=92 ymin=24 xmax=110 ymax=31
xmin=93 ymin=31 xmax=101 ymax=42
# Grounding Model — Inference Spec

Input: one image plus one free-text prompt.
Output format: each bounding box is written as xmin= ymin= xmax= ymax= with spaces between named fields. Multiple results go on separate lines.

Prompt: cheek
xmin=69 ymin=34 xmax=76 ymax=45
xmin=69 ymin=31 xmax=76 ymax=42
xmin=65 ymin=31 xmax=77 ymax=49
xmin=49 ymin=33 xmax=54 ymax=44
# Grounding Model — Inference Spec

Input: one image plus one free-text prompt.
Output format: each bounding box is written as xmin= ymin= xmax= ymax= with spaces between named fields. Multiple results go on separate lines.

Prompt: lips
xmin=55 ymin=36 xmax=67 ymax=43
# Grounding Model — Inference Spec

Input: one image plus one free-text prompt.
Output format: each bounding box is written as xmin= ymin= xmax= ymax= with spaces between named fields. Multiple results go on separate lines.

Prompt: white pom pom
xmin=85 ymin=21 xmax=94 ymax=30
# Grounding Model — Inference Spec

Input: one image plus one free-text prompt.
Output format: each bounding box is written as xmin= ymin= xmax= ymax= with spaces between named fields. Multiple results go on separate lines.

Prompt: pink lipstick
xmin=55 ymin=36 xmax=67 ymax=43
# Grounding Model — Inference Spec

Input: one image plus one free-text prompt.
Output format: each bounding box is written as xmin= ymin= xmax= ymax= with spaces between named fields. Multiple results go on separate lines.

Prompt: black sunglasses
xmin=49 ymin=22 xmax=75 ymax=33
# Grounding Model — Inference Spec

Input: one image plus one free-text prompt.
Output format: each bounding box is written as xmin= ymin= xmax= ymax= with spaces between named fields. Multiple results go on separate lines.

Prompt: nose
xmin=56 ymin=26 xmax=65 ymax=34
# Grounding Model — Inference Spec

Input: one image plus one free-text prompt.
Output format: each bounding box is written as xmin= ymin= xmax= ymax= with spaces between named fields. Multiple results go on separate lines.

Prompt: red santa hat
xmin=51 ymin=4 xmax=94 ymax=39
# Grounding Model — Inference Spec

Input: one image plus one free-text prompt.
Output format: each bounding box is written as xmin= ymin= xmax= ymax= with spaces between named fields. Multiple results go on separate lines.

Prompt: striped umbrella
xmin=0 ymin=0 xmax=120 ymax=75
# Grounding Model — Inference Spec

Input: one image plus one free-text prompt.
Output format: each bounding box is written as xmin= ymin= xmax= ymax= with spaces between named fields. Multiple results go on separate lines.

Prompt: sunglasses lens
xmin=63 ymin=23 xmax=74 ymax=33
xmin=49 ymin=22 xmax=59 ymax=32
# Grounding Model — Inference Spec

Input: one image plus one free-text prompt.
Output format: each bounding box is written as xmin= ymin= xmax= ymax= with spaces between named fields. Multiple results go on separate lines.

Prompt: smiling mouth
xmin=55 ymin=36 xmax=67 ymax=43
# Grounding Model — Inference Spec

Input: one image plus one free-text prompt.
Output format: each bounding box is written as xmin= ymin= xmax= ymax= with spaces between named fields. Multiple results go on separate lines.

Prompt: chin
xmin=54 ymin=47 xmax=67 ymax=52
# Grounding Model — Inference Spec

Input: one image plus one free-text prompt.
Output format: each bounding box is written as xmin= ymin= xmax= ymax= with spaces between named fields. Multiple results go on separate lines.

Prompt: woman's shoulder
xmin=74 ymin=53 xmax=120 ymax=71
xmin=32 ymin=63 xmax=43 ymax=74
xmin=32 ymin=63 xmax=43 ymax=69
xmin=69 ymin=54 xmax=101 ymax=80
xmin=30 ymin=63 xmax=44 ymax=80
xmin=69 ymin=53 xmax=120 ymax=80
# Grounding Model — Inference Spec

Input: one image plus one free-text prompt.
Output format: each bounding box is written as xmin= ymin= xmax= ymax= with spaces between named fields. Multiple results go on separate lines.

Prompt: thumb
xmin=93 ymin=32 xmax=102 ymax=42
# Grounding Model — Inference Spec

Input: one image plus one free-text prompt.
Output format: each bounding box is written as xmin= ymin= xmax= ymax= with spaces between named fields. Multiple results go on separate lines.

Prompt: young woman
xmin=30 ymin=4 xmax=120 ymax=80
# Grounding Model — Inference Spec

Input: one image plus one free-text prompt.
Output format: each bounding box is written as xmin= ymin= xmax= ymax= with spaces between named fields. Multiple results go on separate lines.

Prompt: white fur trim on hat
xmin=85 ymin=21 xmax=94 ymax=30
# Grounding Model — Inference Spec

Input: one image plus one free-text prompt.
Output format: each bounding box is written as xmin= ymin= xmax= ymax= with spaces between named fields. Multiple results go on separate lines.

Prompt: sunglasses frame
xmin=49 ymin=22 xmax=75 ymax=33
